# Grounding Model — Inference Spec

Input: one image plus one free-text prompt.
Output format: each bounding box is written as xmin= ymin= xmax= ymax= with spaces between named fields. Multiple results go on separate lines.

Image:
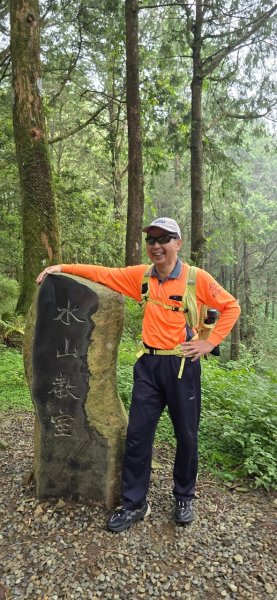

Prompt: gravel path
xmin=0 ymin=412 xmax=276 ymax=600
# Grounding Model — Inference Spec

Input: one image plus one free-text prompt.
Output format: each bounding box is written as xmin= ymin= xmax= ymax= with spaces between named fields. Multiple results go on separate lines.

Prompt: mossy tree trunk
xmin=10 ymin=0 xmax=61 ymax=315
xmin=125 ymin=0 xmax=144 ymax=266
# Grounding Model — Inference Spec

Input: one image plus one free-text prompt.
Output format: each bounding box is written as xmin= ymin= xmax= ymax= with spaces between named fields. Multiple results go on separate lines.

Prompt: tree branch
xmin=202 ymin=5 xmax=277 ymax=77
xmin=48 ymin=11 xmax=83 ymax=107
xmin=0 ymin=0 xmax=9 ymax=22
xmin=255 ymin=243 xmax=277 ymax=272
xmin=80 ymin=88 xmax=126 ymax=104
xmin=138 ymin=2 xmax=191 ymax=8
xmin=222 ymin=107 xmax=276 ymax=120
xmin=48 ymin=104 xmax=109 ymax=144
xmin=0 ymin=46 xmax=10 ymax=64
xmin=0 ymin=56 xmax=11 ymax=83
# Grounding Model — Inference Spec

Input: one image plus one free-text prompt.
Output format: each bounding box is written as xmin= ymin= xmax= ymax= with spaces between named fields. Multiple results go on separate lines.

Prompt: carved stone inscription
xmin=32 ymin=274 xmax=108 ymax=499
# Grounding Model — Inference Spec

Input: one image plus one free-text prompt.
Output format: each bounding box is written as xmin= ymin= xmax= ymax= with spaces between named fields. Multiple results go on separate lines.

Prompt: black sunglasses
xmin=145 ymin=234 xmax=177 ymax=245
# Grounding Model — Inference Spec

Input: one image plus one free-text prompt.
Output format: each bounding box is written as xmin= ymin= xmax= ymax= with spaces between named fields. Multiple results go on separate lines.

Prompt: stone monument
xmin=24 ymin=273 xmax=127 ymax=508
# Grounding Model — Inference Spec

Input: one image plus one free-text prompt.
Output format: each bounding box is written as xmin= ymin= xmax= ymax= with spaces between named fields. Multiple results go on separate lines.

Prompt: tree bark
xmin=243 ymin=241 xmax=255 ymax=347
xmin=220 ymin=265 xmax=227 ymax=288
xmin=228 ymin=266 xmax=233 ymax=296
xmin=10 ymin=0 xmax=60 ymax=315
xmin=174 ymin=154 xmax=181 ymax=188
xmin=107 ymin=94 xmax=125 ymax=263
xmin=190 ymin=0 xmax=205 ymax=266
xmin=230 ymin=238 xmax=240 ymax=360
xmin=265 ymin=273 xmax=270 ymax=318
xmin=107 ymin=92 xmax=125 ymax=222
xmin=125 ymin=0 xmax=144 ymax=265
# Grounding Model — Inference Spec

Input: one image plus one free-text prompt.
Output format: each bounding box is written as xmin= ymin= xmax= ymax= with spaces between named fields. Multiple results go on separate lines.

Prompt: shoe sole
xmin=108 ymin=504 xmax=151 ymax=533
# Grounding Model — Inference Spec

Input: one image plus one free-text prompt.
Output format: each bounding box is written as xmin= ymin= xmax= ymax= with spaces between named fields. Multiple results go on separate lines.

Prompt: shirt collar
xmin=151 ymin=258 xmax=182 ymax=282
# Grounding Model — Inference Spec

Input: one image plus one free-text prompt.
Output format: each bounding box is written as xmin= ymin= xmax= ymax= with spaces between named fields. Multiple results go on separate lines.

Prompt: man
xmin=37 ymin=217 xmax=240 ymax=532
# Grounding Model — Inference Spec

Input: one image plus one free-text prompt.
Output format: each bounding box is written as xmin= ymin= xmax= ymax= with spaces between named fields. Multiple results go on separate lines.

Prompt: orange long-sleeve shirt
xmin=61 ymin=262 xmax=240 ymax=349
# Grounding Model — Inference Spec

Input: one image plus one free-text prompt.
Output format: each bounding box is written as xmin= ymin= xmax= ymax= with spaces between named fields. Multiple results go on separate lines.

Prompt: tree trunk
xmin=125 ymin=0 xmax=144 ymax=265
xmin=229 ymin=266 xmax=233 ymax=296
xmin=10 ymin=0 xmax=60 ymax=315
xmin=220 ymin=265 xmax=227 ymax=288
xmin=243 ymin=241 xmax=255 ymax=347
xmin=107 ymin=95 xmax=125 ymax=264
xmin=230 ymin=238 xmax=240 ymax=360
xmin=107 ymin=98 xmax=124 ymax=222
xmin=230 ymin=313 xmax=240 ymax=361
xmin=174 ymin=154 xmax=181 ymax=188
xmin=265 ymin=272 xmax=270 ymax=318
xmin=190 ymin=0 xmax=205 ymax=267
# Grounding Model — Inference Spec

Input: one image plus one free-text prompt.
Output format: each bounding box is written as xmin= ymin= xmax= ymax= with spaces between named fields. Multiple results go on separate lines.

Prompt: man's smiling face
xmin=145 ymin=227 xmax=183 ymax=269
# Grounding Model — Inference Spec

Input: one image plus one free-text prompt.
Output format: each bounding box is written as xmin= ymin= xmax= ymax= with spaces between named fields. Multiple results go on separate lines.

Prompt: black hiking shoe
xmin=174 ymin=499 xmax=194 ymax=524
xmin=107 ymin=503 xmax=151 ymax=533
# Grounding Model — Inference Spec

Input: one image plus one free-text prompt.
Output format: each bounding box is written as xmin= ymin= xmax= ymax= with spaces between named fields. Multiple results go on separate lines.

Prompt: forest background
xmin=0 ymin=0 xmax=276 ymax=489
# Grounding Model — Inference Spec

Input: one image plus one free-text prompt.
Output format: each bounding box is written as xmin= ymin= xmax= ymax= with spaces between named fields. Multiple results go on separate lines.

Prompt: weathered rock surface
xmin=23 ymin=273 xmax=127 ymax=508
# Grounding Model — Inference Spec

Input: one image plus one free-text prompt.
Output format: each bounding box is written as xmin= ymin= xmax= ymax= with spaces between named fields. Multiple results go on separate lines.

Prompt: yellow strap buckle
xmin=136 ymin=342 xmax=186 ymax=379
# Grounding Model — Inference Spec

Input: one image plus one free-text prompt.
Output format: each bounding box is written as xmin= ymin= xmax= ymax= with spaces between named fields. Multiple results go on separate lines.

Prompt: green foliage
xmin=200 ymin=358 xmax=276 ymax=489
xmin=0 ymin=322 xmax=275 ymax=489
xmin=253 ymin=316 xmax=277 ymax=375
xmin=56 ymin=171 xmax=125 ymax=266
xmin=0 ymin=89 xmax=22 ymax=279
xmin=0 ymin=275 xmax=19 ymax=318
xmin=117 ymin=331 xmax=276 ymax=490
xmin=224 ymin=316 xmax=277 ymax=376
xmin=0 ymin=313 xmax=25 ymax=349
xmin=117 ymin=334 xmax=136 ymax=408
xmin=0 ymin=345 xmax=32 ymax=412
xmin=123 ymin=298 xmax=142 ymax=340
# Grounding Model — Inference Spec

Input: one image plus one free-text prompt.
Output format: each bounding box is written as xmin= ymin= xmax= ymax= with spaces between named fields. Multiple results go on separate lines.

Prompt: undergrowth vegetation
xmin=118 ymin=299 xmax=277 ymax=490
xmin=0 ymin=345 xmax=32 ymax=411
xmin=0 ymin=300 xmax=276 ymax=490
xmin=118 ymin=336 xmax=276 ymax=489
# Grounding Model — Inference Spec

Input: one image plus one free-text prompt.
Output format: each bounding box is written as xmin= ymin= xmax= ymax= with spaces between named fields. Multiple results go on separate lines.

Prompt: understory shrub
xmin=118 ymin=335 xmax=277 ymax=490
xmin=0 ymin=345 xmax=32 ymax=411
xmin=200 ymin=358 xmax=276 ymax=489
xmin=1 ymin=328 xmax=276 ymax=489
xmin=0 ymin=274 xmax=19 ymax=318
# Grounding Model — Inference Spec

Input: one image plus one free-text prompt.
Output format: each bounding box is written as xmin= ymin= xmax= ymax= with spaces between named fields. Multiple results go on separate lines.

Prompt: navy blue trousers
xmin=122 ymin=354 xmax=201 ymax=509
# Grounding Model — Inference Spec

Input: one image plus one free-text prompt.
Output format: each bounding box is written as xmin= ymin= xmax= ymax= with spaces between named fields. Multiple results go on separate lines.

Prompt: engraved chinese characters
xmin=28 ymin=273 xmax=127 ymax=507
xmin=33 ymin=275 xmax=97 ymax=442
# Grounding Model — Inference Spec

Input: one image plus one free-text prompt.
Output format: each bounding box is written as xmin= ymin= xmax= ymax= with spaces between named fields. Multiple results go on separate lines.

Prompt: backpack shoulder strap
xmin=140 ymin=263 xmax=199 ymax=325
xmin=140 ymin=265 xmax=153 ymax=312
xmin=140 ymin=263 xmax=217 ymax=342
xmin=182 ymin=265 xmax=199 ymax=328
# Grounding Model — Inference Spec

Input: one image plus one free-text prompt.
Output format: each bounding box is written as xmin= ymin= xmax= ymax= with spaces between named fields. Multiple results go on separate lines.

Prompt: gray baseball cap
xmin=142 ymin=217 xmax=181 ymax=238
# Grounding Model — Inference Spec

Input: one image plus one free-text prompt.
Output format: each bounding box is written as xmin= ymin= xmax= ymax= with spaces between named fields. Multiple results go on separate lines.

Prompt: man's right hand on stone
xmin=36 ymin=265 xmax=62 ymax=284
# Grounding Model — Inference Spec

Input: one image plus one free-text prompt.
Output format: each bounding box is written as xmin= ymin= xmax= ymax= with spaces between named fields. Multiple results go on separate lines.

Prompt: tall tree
xmin=190 ymin=0 xmax=204 ymax=266
xmin=10 ymin=0 xmax=60 ymax=314
xmin=184 ymin=0 xmax=277 ymax=266
xmin=125 ymin=0 xmax=144 ymax=265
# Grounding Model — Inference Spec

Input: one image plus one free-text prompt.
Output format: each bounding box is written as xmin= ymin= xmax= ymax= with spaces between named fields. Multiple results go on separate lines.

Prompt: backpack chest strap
xmin=140 ymin=264 xmax=199 ymax=327
xmin=144 ymin=297 xmax=188 ymax=313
